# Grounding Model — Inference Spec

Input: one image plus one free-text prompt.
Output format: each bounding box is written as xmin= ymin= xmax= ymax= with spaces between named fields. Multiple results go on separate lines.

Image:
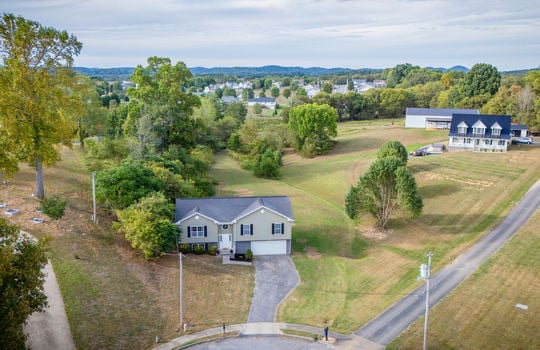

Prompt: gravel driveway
xmin=247 ymin=255 xmax=299 ymax=323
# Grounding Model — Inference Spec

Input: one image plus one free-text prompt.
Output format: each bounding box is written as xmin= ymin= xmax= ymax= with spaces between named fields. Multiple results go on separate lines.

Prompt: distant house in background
xmin=448 ymin=114 xmax=512 ymax=152
xmin=405 ymin=108 xmax=479 ymax=129
xmin=351 ymin=79 xmax=386 ymax=94
xmin=121 ymin=81 xmax=135 ymax=90
xmin=247 ymin=97 xmax=276 ymax=109
xmin=221 ymin=96 xmax=239 ymax=104
xmin=175 ymin=196 xmax=294 ymax=256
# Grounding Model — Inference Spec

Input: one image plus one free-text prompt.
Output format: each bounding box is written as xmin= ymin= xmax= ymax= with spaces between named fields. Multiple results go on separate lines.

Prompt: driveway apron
xmin=247 ymin=255 xmax=299 ymax=323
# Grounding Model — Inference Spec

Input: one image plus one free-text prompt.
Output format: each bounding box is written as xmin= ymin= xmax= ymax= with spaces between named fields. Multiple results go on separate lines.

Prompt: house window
xmin=241 ymin=224 xmax=253 ymax=236
xmin=498 ymin=140 xmax=506 ymax=146
xmin=272 ymin=223 xmax=285 ymax=235
xmin=189 ymin=225 xmax=206 ymax=237
xmin=466 ymin=138 xmax=472 ymax=144
xmin=473 ymin=127 xmax=485 ymax=136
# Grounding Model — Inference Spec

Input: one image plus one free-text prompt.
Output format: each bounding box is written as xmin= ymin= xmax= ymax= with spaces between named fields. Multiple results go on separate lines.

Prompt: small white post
xmin=92 ymin=172 xmax=97 ymax=223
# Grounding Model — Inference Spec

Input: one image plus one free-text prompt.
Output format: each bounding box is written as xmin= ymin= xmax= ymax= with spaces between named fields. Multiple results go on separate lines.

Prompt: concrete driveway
xmin=247 ymin=255 xmax=299 ymax=323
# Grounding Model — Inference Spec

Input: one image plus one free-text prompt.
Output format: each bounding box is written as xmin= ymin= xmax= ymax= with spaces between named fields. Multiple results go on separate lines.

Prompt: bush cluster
xmin=40 ymin=195 xmax=68 ymax=220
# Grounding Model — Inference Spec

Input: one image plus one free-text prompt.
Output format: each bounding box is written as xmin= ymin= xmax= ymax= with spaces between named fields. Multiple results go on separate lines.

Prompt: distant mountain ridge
xmin=73 ymin=64 xmax=531 ymax=80
xmin=426 ymin=65 xmax=469 ymax=73
xmin=188 ymin=65 xmax=359 ymax=77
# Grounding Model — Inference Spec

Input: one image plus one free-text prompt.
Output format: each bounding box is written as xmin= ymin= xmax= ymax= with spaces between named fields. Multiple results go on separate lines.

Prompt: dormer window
xmin=472 ymin=120 xmax=486 ymax=136
xmin=491 ymin=122 xmax=502 ymax=136
xmin=457 ymin=121 xmax=468 ymax=135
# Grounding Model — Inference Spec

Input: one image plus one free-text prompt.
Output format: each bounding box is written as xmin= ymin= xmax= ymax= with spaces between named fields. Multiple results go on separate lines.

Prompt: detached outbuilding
xmin=405 ymin=108 xmax=479 ymax=129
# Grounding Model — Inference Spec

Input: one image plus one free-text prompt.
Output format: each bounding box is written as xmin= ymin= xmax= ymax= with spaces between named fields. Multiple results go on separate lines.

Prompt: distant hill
xmin=188 ymin=65 xmax=358 ymax=77
xmin=74 ymin=64 xmax=534 ymax=80
xmin=73 ymin=65 xmax=374 ymax=79
xmin=425 ymin=65 xmax=469 ymax=73
xmin=74 ymin=67 xmax=135 ymax=80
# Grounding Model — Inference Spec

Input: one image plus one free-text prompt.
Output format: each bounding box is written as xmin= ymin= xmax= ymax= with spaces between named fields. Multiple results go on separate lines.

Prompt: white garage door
xmin=251 ymin=240 xmax=287 ymax=255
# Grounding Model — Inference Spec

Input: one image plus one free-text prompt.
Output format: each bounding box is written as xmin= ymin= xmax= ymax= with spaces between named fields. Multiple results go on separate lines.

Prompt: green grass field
xmin=4 ymin=118 xmax=538 ymax=349
xmin=211 ymin=119 xmax=540 ymax=341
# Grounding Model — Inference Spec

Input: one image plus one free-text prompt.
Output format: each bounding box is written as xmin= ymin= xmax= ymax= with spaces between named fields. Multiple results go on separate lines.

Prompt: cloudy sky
xmin=4 ymin=0 xmax=540 ymax=70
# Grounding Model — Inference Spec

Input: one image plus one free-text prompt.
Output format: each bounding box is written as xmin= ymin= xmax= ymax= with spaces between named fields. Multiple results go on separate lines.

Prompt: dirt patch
xmin=234 ymin=188 xmax=254 ymax=197
xmin=362 ymin=227 xmax=391 ymax=241
xmin=417 ymin=171 xmax=493 ymax=189
xmin=304 ymin=246 xmax=321 ymax=259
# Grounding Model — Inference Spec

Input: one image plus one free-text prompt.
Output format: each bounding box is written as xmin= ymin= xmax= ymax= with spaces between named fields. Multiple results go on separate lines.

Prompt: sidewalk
xmin=24 ymin=260 xmax=76 ymax=350
xmin=153 ymin=322 xmax=383 ymax=350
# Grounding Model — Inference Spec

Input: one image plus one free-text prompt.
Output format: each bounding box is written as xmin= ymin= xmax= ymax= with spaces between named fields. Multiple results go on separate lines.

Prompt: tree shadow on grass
xmin=408 ymin=161 xmax=440 ymax=174
xmin=419 ymin=182 xmax=460 ymax=199
xmin=394 ymin=213 xmax=501 ymax=235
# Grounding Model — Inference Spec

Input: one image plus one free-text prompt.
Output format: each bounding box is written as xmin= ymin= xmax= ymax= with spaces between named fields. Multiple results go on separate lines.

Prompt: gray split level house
xmin=175 ymin=196 xmax=294 ymax=256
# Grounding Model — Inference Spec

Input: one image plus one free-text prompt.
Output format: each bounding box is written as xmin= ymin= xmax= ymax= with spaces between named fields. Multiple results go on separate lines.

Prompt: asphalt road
xmin=356 ymin=179 xmax=540 ymax=345
xmin=247 ymin=255 xmax=300 ymax=323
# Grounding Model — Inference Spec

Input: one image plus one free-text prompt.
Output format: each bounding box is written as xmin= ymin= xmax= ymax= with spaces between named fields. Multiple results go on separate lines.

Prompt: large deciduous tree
xmin=0 ymin=13 xmax=83 ymax=199
xmin=126 ymin=57 xmax=201 ymax=156
xmin=346 ymin=142 xmax=422 ymax=229
xmin=288 ymin=103 xmax=338 ymax=157
xmin=461 ymin=63 xmax=501 ymax=98
xmin=0 ymin=218 xmax=48 ymax=348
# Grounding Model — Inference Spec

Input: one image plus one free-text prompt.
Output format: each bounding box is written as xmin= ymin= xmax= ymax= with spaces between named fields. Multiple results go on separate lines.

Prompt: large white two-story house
xmin=448 ymin=114 xmax=512 ymax=152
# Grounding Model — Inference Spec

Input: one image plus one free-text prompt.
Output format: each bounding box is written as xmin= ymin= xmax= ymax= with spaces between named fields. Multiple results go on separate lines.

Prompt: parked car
xmin=516 ymin=137 xmax=533 ymax=144
xmin=413 ymin=147 xmax=429 ymax=156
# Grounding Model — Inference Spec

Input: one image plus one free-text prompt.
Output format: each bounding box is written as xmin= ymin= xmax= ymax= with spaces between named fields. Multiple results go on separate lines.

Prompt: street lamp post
xmin=419 ymin=252 xmax=433 ymax=350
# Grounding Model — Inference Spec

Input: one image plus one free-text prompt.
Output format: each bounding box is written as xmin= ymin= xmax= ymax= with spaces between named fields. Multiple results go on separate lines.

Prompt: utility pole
xmin=179 ymin=252 xmax=183 ymax=331
xmin=419 ymin=252 xmax=433 ymax=350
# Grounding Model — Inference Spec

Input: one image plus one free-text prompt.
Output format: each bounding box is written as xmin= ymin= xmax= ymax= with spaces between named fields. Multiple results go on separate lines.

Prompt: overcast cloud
xmin=3 ymin=0 xmax=540 ymax=70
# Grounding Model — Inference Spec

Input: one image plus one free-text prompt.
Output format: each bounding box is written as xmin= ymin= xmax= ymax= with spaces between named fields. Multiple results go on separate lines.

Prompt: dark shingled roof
xmin=406 ymin=107 xmax=479 ymax=117
xmin=449 ymin=114 xmax=512 ymax=140
xmin=175 ymin=196 xmax=294 ymax=223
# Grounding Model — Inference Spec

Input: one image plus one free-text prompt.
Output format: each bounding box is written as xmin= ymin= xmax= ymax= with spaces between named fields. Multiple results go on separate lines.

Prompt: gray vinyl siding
xmin=235 ymin=209 xmax=291 ymax=242
xmin=178 ymin=215 xmax=218 ymax=244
